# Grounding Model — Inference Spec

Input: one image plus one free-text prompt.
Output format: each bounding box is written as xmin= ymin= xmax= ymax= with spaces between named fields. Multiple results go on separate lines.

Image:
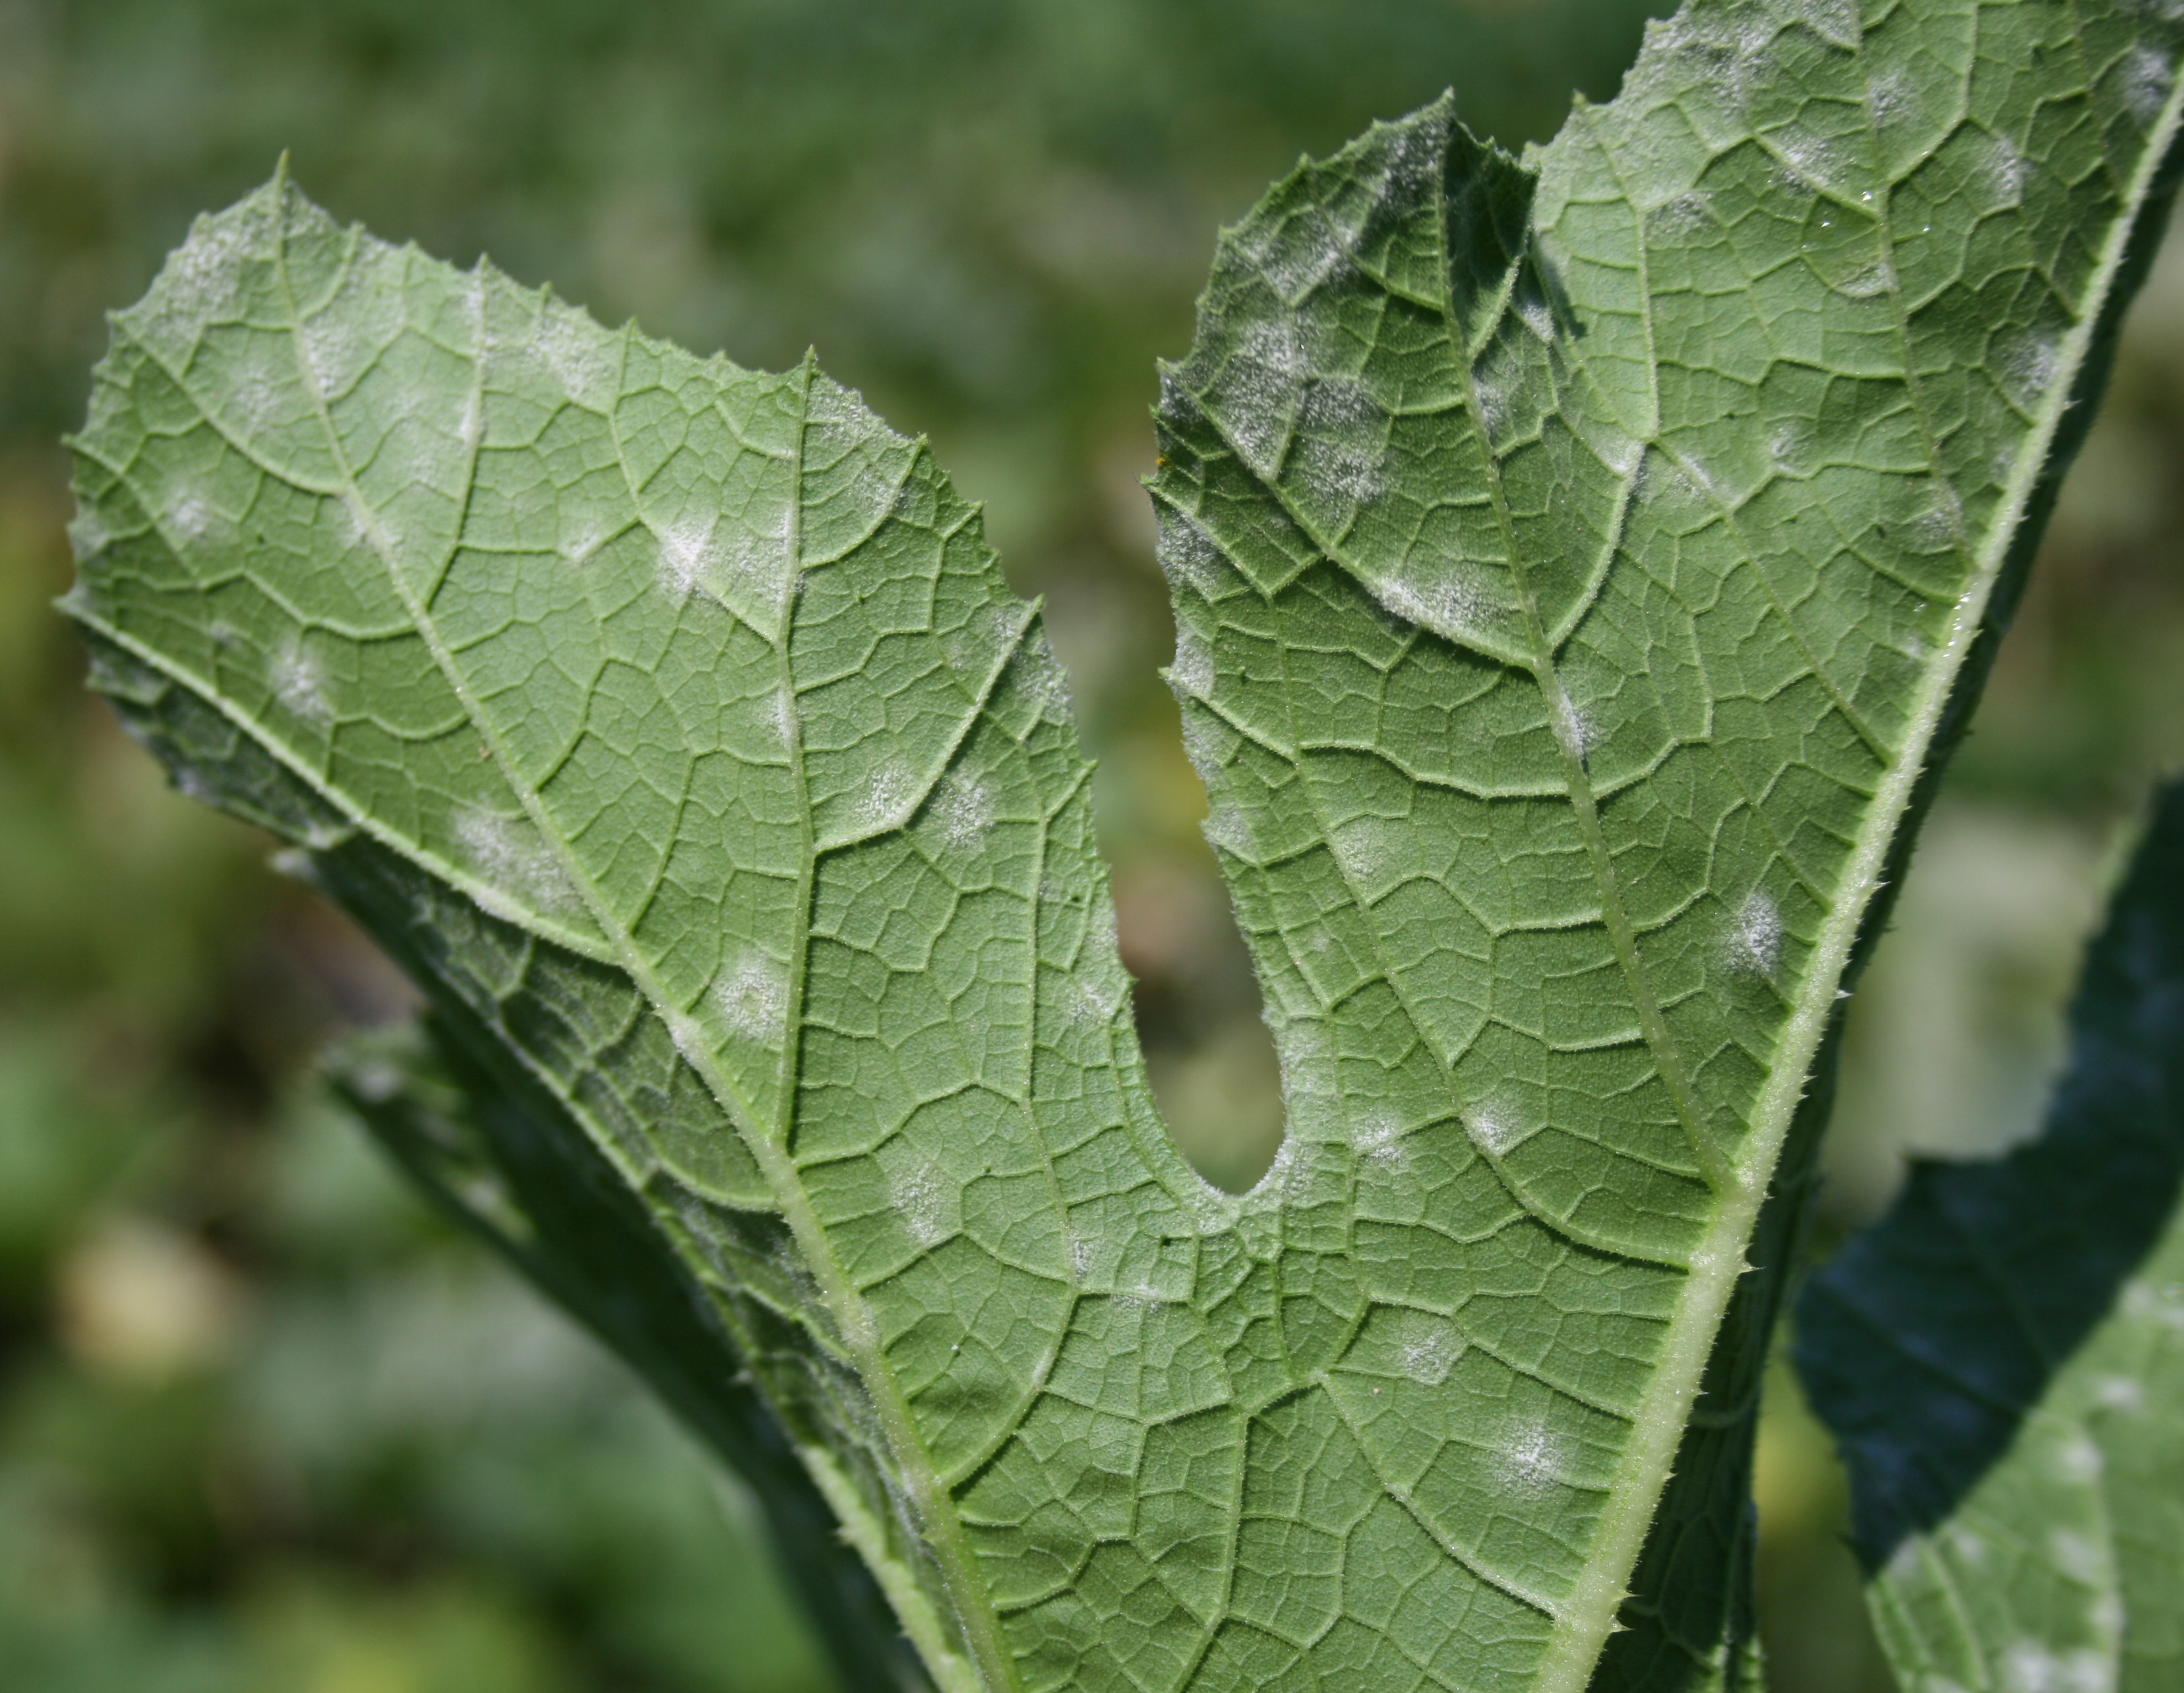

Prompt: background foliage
xmin=5 ymin=1 xmax=2184 ymax=1688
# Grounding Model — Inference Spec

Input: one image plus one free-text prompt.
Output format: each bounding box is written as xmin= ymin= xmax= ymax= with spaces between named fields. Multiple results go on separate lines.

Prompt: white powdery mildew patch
xmin=1378 ymin=566 xmax=1492 ymax=643
xmin=1907 ymin=488 xmax=1960 ymax=552
xmin=1168 ymin=626 xmax=1215 ymax=700
xmin=268 ymin=638 xmax=332 ymax=727
xmin=1331 ymin=816 xmax=1397 ymax=889
xmin=2091 ymin=1373 xmax=2145 ymax=1411
xmin=931 ymin=773 xmax=995 ymax=850
xmin=1552 ymin=694 xmax=1594 ymax=760
xmin=1016 ymin=645 xmax=1074 ymax=725
xmin=941 ymin=602 xmax=1017 ymax=677
xmin=1401 ymin=1325 xmax=1457 ymax=1386
xmin=1767 ymin=419 xmax=1813 ymax=475
xmin=853 ymin=761 xmax=918 ymax=837
xmin=719 ymin=510 xmax=797 ymax=618
xmin=1791 ymin=0 xmax=1860 ymax=47
xmin=1220 ymin=321 xmax=1304 ymax=481
xmin=655 ymin=516 xmax=718 ymax=599
xmin=1727 ymin=890 xmax=1782 ymax=976
xmin=1251 ymin=208 xmax=1352 ymax=301
xmin=1835 ymin=253 xmax=1895 ymax=299
xmin=1495 ymin=1416 xmax=1567 ymax=1499
xmin=166 ymin=492 xmax=216 ymax=548
xmin=534 ymin=298 xmax=619 ymax=410
xmin=132 ymin=209 xmax=253 ymax=354
xmin=1203 ymin=802 xmax=1258 ymax=858
xmin=1465 ymin=1105 xmax=1523 ymax=1158
xmin=1157 ymin=509 xmax=1226 ymax=600
xmin=712 ymin=953 xmax=788 ymax=1045
xmin=2000 ymin=1642 xmax=2111 ymax=1693
xmin=1776 ymin=131 xmax=1856 ymax=198
xmin=1178 ymin=709 xmax=1226 ymax=788
xmin=1984 ymin=131 xmax=2028 ymax=206
xmin=2046 ymin=1529 xmax=2104 ymax=1586
xmin=2053 ymin=1432 xmax=2105 ymax=1485
xmin=301 ymin=312 xmax=374 ymax=400
xmin=2001 ymin=330 xmax=2063 ymax=412
xmin=2124 ymin=43 xmax=2175 ymax=126
xmin=890 ymin=1160 xmax=952 ymax=1250
xmin=1646 ymin=191 xmax=1716 ymax=244
xmin=454 ymin=808 xmax=579 ymax=915
xmin=1866 ymin=67 xmax=1916 ymax=133
xmin=1294 ymin=436 xmax=1385 ymax=506
xmin=67 ymin=510 xmax=112 ymax=560
xmin=1379 ymin=118 xmax=1442 ymax=204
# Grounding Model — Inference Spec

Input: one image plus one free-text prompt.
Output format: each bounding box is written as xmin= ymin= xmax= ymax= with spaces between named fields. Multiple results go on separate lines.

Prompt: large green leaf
xmin=59 ymin=0 xmax=2183 ymax=1685
xmin=1797 ymin=779 xmax=2184 ymax=1693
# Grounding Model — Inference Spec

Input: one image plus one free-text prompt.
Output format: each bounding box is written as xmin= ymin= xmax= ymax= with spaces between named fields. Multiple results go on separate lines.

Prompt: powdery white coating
xmin=534 ymin=298 xmax=619 ymax=410
xmin=1351 ymin=1109 xmax=1403 ymax=1156
xmin=1401 ymin=1326 xmax=1457 ymax=1386
xmin=1294 ymin=436 xmax=1385 ymax=505
xmin=1866 ymin=66 xmax=1916 ymax=132
xmin=2053 ymin=1433 xmax=2104 ymax=1484
xmin=1252 ymin=206 xmax=1353 ymax=300
xmin=1494 ymin=1416 xmax=1567 ymax=1499
xmin=269 ymin=638 xmax=332 ymax=726
xmin=166 ymin=492 xmax=215 ymax=545
xmin=1646 ymin=192 xmax=1716 ymax=243
xmin=1984 ymin=131 xmax=2028 ymax=205
xmin=942 ymin=603 xmax=1018 ymax=678
xmin=301 ymin=313 xmax=375 ymax=400
xmin=931 ymin=773 xmax=996 ymax=850
xmin=853 ymin=761 xmax=918 ymax=835
xmin=655 ymin=516 xmax=717 ymax=599
xmin=1999 ymin=1642 xmax=2111 ymax=1693
xmin=718 ymin=508 xmax=797 ymax=618
xmin=1331 ymin=816 xmax=1398 ymax=889
xmin=1168 ymin=627 xmax=1215 ymax=700
xmin=2124 ymin=43 xmax=2175 ymax=125
xmin=1728 ymin=890 xmax=1782 ymax=976
xmin=1465 ymin=1106 xmax=1522 ymax=1157
xmin=1203 ymin=802 xmax=1258 ymax=858
xmin=1776 ymin=131 xmax=1855 ymax=196
xmin=130 ymin=206 xmax=253 ymax=354
xmin=1218 ymin=320 xmax=1304 ymax=481
xmin=1378 ymin=566 xmax=1494 ymax=643
xmin=2046 ymin=1528 xmax=2104 ymax=1586
xmin=1835 ymin=253 xmax=1895 ymax=299
xmin=1157 ymin=509 xmax=1227 ymax=600
xmin=2091 ymin=1373 xmax=2146 ymax=1411
xmin=1014 ymin=644 xmax=1074 ymax=725
xmin=1552 ymin=694 xmax=1594 ymax=759
xmin=889 ymin=1159 xmax=952 ymax=1250
xmin=1907 ymin=494 xmax=1959 ymax=552
xmin=454 ymin=808 xmax=578 ymax=914
xmin=713 ymin=952 xmax=789 ymax=1044
xmin=1178 ymin=709 xmax=1226 ymax=788
xmin=1790 ymin=0 xmax=1860 ymax=49
xmin=2001 ymin=330 xmax=2063 ymax=412
xmin=1951 ymin=1525 xmax=1989 ymax=1566
xmin=67 ymin=510 xmax=111 ymax=560
xmin=1767 ymin=419 xmax=1813 ymax=473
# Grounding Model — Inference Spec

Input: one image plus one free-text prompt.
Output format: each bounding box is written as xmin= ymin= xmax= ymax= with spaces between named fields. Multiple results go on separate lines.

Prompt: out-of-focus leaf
xmin=1798 ymin=778 xmax=2184 ymax=1693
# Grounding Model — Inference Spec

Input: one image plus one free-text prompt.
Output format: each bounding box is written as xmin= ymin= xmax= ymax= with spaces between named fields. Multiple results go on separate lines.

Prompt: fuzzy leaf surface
xmin=1798 ymin=781 xmax=2184 ymax=1693
xmin=60 ymin=0 xmax=2184 ymax=1686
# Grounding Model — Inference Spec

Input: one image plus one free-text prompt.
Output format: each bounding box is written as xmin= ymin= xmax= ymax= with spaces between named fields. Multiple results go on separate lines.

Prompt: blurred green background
xmin=5 ymin=2 xmax=2184 ymax=1688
